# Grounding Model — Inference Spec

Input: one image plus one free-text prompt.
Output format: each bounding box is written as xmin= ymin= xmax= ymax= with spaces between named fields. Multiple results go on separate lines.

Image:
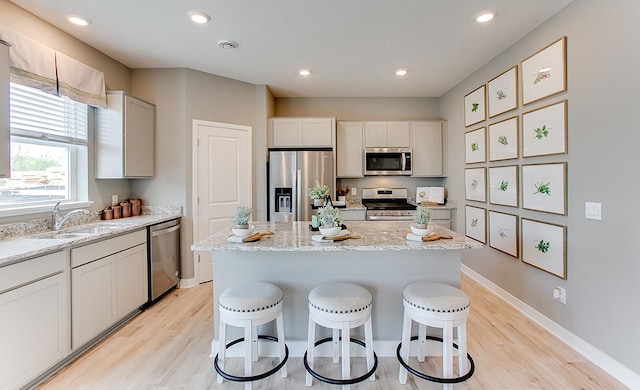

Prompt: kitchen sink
xmin=35 ymin=224 xmax=124 ymax=239
xmin=69 ymin=225 xmax=122 ymax=234
xmin=36 ymin=232 xmax=93 ymax=239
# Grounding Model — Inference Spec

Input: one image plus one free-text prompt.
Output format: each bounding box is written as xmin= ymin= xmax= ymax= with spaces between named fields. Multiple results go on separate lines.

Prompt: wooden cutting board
xmin=242 ymin=231 xmax=274 ymax=242
xmin=323 ymin=234 xmax=361 ymax=241
xmin=421 ymin=234 xmax=452 ymax=241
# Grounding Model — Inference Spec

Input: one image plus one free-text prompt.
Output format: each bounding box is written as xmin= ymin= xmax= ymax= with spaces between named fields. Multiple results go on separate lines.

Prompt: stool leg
xmin=418 ymin=323 xmax=427 ymax=362
xmin=276 ymin=311 xmax=288 ymax=378
xmin=252 ymin=325 xmax=258 ymax=362
xmin=306 ymin=316 xmax=315 ymax=387
xmin=333 ymin=328 xmax=340 ymax=364
xmin=364 ymin=316 xmax=375 ymax=381
xmin=216 ymin=320 xmax=227 ymax=384
xmin=244 ymin=320 xmax=253 ymax=390
xmin=457 ymin=323 xmax=468 ymax=376
xmin=398 ymin=311 xmax=412 ymax=384
xmin=341 ymin=322 xmax=350 ymax=390
xmin=443 ymin=320 xmax=453 ymax=381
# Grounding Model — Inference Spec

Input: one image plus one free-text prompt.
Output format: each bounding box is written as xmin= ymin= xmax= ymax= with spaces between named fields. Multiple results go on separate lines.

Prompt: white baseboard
xmin=179 ymin=278 xmax=197 ymax=289
xmin=462 ymin=264 xmax=640 ymax=389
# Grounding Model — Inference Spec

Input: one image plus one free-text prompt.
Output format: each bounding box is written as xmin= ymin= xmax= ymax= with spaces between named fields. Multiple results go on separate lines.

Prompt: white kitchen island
xmin=191 ymin=220 xmax=482 ymax=357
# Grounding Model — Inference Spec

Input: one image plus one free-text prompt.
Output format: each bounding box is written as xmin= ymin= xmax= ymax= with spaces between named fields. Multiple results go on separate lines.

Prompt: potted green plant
xmin=411 ymin=206 xmax=432 ymax=236
xmin=232 ymin=206 xmax=254 ymax=237
xmin=317 ymin=204 xmax=343 ymax=237
xmin=308 ymin=181 xmax=329 ymax=206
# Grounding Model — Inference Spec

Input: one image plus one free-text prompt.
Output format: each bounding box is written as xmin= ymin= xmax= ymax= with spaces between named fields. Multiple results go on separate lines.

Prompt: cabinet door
xmin=0 ymin=272 xmax=69 ymax=390
xmin=364 ymin=121 xmax=388 ymax=147
xmin=387 ymin=121 xmax=410 ymax=147
xmin=272 ymin=118 xmax=303 ymax=146
xmin=302 ymin=118 xmax=333 ymax=146
xmin=411 ymin=121 xmax=444 ymax=177
xmin=123 ymin=95 xmax=155 ymax=177
xmin=72 ymin=255 xmax=118 ymax=349
xmin=336 ymin=121 xmax=364 ymax=177
xmin=116 ymin=243 xmax=148 ymax=318
xmin=0 ymin=42 xmax=9 ymax=178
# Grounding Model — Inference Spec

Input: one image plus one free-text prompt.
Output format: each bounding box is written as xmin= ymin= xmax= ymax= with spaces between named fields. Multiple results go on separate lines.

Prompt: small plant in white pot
xmin=317 ymin=204 xmax=343 ymax=237
xmin=411 ymin=206 xmax=432 ymax=236
xmin=308 ymin=181 xmax=329 ymax=206
xmin=232 ymin=206 xmax=254 ymax=237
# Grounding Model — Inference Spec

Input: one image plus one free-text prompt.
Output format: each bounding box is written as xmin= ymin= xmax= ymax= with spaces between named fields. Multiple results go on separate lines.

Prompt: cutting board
xmin=323 ymin=234 xmax=361 ymax=241
xmin=421 ymin=234 xmax=452 ymax=241
xmin=241 ymin=231 xmax=274 ymax=242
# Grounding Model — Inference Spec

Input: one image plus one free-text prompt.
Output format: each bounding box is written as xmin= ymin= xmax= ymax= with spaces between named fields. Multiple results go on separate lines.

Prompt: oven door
xmin=364 ymin=148 xmax=412 ymax=175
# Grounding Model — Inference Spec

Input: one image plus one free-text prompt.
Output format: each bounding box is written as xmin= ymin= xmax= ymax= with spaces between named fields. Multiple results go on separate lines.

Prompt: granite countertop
xmin=191 ymin=220 xmax=482 ymax=252
xmin=0 ymin=208 xmax=182 ymax=267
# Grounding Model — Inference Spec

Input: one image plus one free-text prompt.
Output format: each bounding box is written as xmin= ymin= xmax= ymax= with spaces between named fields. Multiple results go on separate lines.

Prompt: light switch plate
xmin=585 ymin=202 xmax=602 ymax=220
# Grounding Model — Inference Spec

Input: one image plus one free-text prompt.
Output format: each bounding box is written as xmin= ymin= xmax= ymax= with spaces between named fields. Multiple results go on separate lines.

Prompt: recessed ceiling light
xmin=68 ymin=15 xmax=90 ymax=26
xmin=476 ymin=11 xmax=495 ymax=23
xmin=188 ymin=11 xmax=211 ymax=24
xmin=395 ymin=69 xmax=408 ymax=76
xmin=218 ymin=40 xmax=238 ymax=50
xmin=299 ymin=69 xmax=311 ymax=76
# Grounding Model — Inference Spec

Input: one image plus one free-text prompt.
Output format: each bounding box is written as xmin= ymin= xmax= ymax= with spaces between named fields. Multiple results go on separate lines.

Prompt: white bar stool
xmin=304 ymin=282 xmax=377 ymax=390
xmin=397 ymin=282 xmax=475 ymax=386
xmin=214 ymin=282 xmax=288 ymax=390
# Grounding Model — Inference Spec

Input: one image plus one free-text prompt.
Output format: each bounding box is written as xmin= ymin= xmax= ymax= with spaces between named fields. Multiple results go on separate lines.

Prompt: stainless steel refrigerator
xmin=269 ymin=149 xmax=334 ymax=222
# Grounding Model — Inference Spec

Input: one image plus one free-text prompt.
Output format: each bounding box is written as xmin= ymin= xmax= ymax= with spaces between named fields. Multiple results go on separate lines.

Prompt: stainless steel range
xmin=362 ymin=188 xmax=416 ymax=221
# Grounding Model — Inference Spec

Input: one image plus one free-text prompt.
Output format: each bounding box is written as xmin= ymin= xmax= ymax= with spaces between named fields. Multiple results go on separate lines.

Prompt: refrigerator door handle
xmin=296 ymin=169 xmax=302 ymax=220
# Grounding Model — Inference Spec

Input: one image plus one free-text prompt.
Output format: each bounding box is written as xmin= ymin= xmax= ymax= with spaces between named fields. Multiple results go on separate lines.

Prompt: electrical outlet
xmin=351 ymin=187 xmax=357 ymax=196
xmin=112 ymin=195 xmax=119 ymax=206
xmin=553 ymin=287 xmax=566 ymax=304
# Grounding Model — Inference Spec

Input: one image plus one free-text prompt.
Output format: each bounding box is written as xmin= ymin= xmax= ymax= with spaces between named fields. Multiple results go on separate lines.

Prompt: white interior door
xmin=193 ymin=120 xmax=251 ymax=283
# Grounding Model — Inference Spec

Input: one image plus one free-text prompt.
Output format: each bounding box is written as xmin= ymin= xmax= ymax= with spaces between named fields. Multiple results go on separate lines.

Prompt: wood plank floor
xmin=37 ymin=273 xmax=626 ymax=389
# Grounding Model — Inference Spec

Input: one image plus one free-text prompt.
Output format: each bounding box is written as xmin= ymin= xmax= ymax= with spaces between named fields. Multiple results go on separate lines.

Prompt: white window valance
xmin=0 ymin=25 xmax=107 ymax=108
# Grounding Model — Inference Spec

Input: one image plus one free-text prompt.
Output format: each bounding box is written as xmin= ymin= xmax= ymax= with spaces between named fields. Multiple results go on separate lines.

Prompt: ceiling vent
xmin=218 ymin=40 xmax=238 ymax=50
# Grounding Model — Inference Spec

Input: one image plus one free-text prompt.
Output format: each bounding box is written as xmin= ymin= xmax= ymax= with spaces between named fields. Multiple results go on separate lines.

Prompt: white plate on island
xmin=312 ymin=229 xmax=351 ymax=242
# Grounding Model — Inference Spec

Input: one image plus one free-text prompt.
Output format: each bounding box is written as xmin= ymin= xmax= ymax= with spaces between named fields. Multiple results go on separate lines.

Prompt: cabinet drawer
xmin=71 ymin=230 xmax=146 ymax=268
xmin=0 ymin=251 xmax=66 ymax=293
xmin=429 ymin=209 xmax=451 ymax=220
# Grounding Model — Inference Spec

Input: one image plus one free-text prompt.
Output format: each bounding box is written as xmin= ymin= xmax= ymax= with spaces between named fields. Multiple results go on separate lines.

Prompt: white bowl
xmin=319 ymin=226 xmax=342 ymax=237
xmin=410 ymin=223 xmax=433 ymax=237
xmin=232 ymin=224 xmax=255 ymax=237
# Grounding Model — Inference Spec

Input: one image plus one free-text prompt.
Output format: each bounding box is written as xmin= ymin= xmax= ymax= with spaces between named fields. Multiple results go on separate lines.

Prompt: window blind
xmin=9 ymin=82 xmax=88 ymax=145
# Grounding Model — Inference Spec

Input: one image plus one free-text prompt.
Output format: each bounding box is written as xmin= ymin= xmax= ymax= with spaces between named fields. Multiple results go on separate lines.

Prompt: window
xmin=0 ymin=83 xmax=88 ymax=209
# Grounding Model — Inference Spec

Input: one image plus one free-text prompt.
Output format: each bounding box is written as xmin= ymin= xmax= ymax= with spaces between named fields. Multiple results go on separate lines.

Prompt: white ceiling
xmin=10 ymin=0 xmax=572 ymax=98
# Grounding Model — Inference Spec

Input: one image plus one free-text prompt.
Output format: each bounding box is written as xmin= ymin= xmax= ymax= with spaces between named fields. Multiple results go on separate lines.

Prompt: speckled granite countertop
xmin=0 ymin=207 xmax=182 ymax=267
xmin=192 ymin=220 xmax=482 ymax=252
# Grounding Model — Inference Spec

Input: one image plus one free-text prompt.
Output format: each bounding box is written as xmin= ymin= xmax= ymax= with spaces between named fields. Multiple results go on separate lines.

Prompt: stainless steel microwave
xmin=364 ymin=147 xmax=412 ymax=176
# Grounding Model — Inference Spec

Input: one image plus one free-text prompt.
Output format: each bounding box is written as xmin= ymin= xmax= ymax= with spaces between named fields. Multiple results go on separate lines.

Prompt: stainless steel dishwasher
xmin=147 ymin=218 xmax=180 ymax=303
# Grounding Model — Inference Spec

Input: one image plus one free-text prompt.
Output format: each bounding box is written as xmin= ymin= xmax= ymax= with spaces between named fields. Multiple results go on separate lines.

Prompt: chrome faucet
xmin=52 ymin=201 xmax=90 ymax=231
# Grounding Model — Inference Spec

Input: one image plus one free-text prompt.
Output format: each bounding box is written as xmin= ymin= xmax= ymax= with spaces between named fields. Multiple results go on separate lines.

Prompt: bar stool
xmin=214 ymin=282 xmax=289 ymax=390
xmin=397 ymin=282 xmax=475 ymax=385
xmin=304 ymin=282 xmax=377 ymax=389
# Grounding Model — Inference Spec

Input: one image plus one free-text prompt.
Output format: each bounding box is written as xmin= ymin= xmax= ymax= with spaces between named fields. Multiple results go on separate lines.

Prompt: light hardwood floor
xmin=37 ymin=273 xmax=626 ymax=389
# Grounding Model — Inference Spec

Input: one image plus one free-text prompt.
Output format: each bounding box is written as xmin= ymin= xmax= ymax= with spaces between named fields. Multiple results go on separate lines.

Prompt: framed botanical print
xmin=465 ymin=167 xmax=486 ymax=202
xmin=489 ymin=165 xmax=518 ymax=207
xmin=522 ymin=100 xmax=567 ymax=157
xmin=489 ymin=116 xmax=518 ymax=161
xmin=464 ymin=85 xmax=486 ymax=127
xmin=522 ymin=162 xmax=567 ymax=215
xmin=522 ymin=37 xmax=567 ymax=105
xmin=521 ymin=218 xmax=567 ymax=279
xmin=465 ymin=127 xmax=486 ymax=163
xmin=488 ymin=66 xmax=518 ymax=117
xmin=489 ymin=211 xmax=518 ymax=258
xmin=465 ymin=205 xmax=486 ymax=243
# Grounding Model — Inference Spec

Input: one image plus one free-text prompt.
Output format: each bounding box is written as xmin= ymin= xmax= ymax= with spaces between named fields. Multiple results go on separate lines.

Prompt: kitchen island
xmin=191 ymin=220 xmax=482 ymax=357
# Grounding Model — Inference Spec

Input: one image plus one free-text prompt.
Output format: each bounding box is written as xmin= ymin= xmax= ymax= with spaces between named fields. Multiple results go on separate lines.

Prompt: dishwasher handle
xmin=151 ymin=224 xmax=180 ymax=237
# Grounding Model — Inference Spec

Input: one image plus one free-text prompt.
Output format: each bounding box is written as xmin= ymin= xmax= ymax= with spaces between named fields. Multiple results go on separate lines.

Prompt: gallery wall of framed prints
xmin=463 ymin=36 xmax=569 ymax=280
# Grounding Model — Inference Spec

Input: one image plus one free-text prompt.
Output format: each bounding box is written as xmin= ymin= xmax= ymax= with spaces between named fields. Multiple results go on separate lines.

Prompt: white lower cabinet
xmin=341 ymin=208 xmax=366 ymax=221
xmin=116 ymin=244 xmax=148 ymax=317
xmin=0 ymin=251 xmax=69 ymax=390
xmin=429 ymin=209 xmax=451 ymax=229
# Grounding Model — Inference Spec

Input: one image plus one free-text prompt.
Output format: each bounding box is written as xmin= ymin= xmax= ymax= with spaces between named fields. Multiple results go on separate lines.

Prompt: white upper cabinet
xmin=0 ymin=41 xmax=9 ymax=178
xmin=410 ymin=121 xmax=446 ymax=177
xmin=96 ymin=91 xmax=155 ymax=178
xmin=270 ymin=117 xmax=335 ymax=148
xmin=364 ymin=121 xmax=410 ymax=147
xmin=336 ymin=121 xmax=364 ymax=178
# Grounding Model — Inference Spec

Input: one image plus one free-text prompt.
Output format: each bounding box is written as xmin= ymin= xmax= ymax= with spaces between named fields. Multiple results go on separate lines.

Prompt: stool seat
xmin=309 ymin=282 xmax=372 ymax=314
xmin=220 ymin=282 xmax=283 ymax=312
xmin=403 ymin=282 xmax=469 ymax=314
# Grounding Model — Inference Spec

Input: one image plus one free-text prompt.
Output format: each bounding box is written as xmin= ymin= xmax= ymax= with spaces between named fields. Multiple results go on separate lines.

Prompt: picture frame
xmin=521 ymin=218 xmax=567 ymax=279
xmin=522 ymin=162 xmax=567 ymax=215
xmin=489 ymin=116 xmax=518 ymax=161
xmin=464 ymin=84 xmax=486 ymax=127
xmin=522 ymin=100 xmax=567 ymax=157
xmin=521 ymin=36 xmax=567 ymax=105
xmin=465 ymin=167 xmax=486 ymax=202
xmin=489 ymin=165 xmax=518 ymax=207
xmin=465 ymin=205 xmax=486 ymax=243
xmin=488 ymin=66 xmax=518 ymax=117
xmin=465 ymin=127 xmax=486 ymax=163
xmin=489 ymin=211 xmax=518 ymax=258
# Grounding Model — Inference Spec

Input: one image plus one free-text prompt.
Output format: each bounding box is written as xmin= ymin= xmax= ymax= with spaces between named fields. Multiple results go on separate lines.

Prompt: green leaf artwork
xmin=471 ymin=179 xmax=479 ymax=190
xmin=496 ymin=90 xmax=507 ymax=100
xmin=471 ymin=142 xmax=479 ymax=151
xmin=497 ymin=135 xmax=508 ymax=145
xmin=534 ymin=182 xmax=551 ymax=195
xmin=499 ymin=181 xmax=508 ymax=191
xmin=471 ymin=102 xmax=479 ymax=112
xmin=471 ymin=218 xmax=478 ymax=227
xmin=534 ymin=125 xmax=549 ymax=139
xmin=498 ymin=227 xmax=509 ymax=238
xmin=536 ymin=239 xmax=550 ymax=253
